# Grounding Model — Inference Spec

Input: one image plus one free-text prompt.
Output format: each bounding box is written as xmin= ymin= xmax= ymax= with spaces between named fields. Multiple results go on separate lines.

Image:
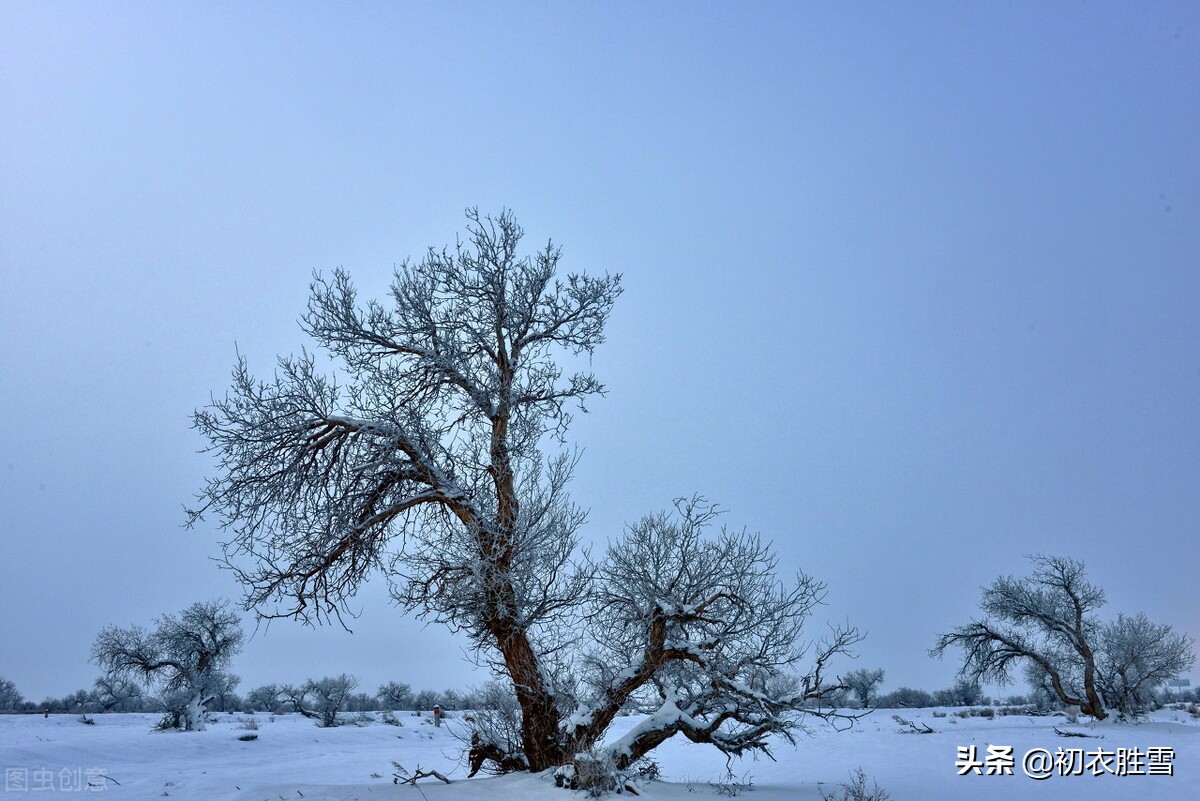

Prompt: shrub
xmin=820 ymin=768 xmax=890 ymax=801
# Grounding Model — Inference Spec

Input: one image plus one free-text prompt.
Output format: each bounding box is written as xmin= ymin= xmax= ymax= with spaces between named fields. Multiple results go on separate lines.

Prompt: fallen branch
xmin=891 ymin=714 xmax=934 ymax=734
xmin=392 ymin=763 xmax=452 ymax=785
xmin=1053 ymin=727 xmax=1102 ymax=739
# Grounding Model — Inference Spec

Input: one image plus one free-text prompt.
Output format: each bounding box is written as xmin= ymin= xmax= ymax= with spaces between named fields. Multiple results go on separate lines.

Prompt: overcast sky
xmin=2 ymin=2 xmax=1197 ymax=704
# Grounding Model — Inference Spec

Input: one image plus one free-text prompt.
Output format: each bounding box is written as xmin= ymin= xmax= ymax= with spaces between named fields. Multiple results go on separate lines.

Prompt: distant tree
xmin=205 ymin=673 xmax=243 ymax=712
xmin=842 ymin=668 xmax=884 ymax=708
xmin=0 ymin=677 xmax=23 ymax=711
xmin=278 ymin=684 xmax=317 ymax=719
xmin=345 ymin=691 xmax=378 ymax=712
xmin=932 ymin=556 xmax=1195 ymax=720
xmin=458 ymin=688 xmax=482 ymax=710
xmin=190 ymin=209 xmax=858 ymax=777
xmin=305 ymin=674 xmax=359 ymax=727
xmin=378 ymin=681 xmax=413 ymax=711
xmin=33 ymin=688 xmax=102 ymax=714
xmin=933 ymin=678 xmax=984 ymax=707
xmin=414 ymin=689 xmax=438 ymax=711
xmin=441 ymin=688 xmax=463 ymax=710
xmin=92 ymin=675 xmax=145 ymax=712
xmin=877 ymin=687 xmax=934 ymax=709
xmin=91 ymin=600 xmax=243 ymax=730
xmin=246 ymin=684 xmax=283 ymax=713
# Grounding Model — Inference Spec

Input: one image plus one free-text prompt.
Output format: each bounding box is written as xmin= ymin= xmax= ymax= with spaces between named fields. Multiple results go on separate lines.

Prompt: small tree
xmin=932 ymin=555 xmax=1194 ymax=720
xmin=305 ymin=674 xmax=359 ymax=727
xmin=91 ymin=600 xmax=243 ymax=730
xmin=842 ymin=668 xmax=884 ymax=709
xmin=0 ymin=677 xmax=23 ymax=711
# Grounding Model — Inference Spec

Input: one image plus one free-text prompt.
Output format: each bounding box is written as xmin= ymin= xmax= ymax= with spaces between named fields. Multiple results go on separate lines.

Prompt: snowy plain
xmin=1 ymin=707 xmax=1196 ymax=800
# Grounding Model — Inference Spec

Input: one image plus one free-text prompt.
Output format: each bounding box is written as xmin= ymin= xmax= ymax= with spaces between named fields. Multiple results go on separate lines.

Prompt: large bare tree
xmin=932 ymin=555 xmax=1194 ymax=720
xmin=189 ymin=209 xmax=857 ymax=775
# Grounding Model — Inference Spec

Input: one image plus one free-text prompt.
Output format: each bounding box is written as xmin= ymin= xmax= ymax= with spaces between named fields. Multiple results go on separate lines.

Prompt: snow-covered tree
xmin=246 ymin=684 xmax=283 ymax=713
xmin=278 ymin=684 xmax=316 ymax=719
xmin=91 ymin=600 xmax=243 ymax=730
xmin=346 ymin=691 xmax=378 ymax=712
xmin=842 ymin=668 xmax=884 ymax=709
xmin=305 ymin=674 xmax=358 ymax=727
xmin=0 ymin=676 xmax=23 ymax=711
xmin=559 ymin=499 xmax=858 ymax=772
xmin=413 ymin=689 xmax=439 ymax=711
xmin=933 ymin=678 xmax=984 ymax=707
xmin=1096 ymin=612 xmax=1194 ymax=718
xmin=92 ymin=675 xmax=145 ymax=712
xmin=189 ymin=209 xmax=858 ymax=774
xmin=378 ymin=680 xmax=413 ymax=711
xmin=932 ymin=555 xmax=1194 ymax=721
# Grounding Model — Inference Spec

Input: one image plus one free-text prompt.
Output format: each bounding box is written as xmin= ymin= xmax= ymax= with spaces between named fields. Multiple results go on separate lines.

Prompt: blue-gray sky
xmin=2 ymin=2 xmax=1197 ymax=703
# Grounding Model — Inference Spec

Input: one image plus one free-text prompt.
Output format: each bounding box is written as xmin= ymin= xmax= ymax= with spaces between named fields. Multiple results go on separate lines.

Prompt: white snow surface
xmin=1 ymin=707 xmax=1196 ymax=799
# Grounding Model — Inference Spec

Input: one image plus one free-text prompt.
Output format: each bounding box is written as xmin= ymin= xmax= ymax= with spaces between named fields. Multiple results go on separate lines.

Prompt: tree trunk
xmin=184 ymin=693 xmax=208 ymax=731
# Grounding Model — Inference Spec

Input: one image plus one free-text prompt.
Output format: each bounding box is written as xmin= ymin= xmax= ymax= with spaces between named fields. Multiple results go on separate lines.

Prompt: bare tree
xmin=1097 ymin=613 xmax=1194 ymax=718
xmin=305 ymin=674 xmax=359 ymax=727
xmin=379 ymin=681 xmax=414 ymax=711
xmin=190 ymin=209 xmax=857 ymax=773
xmin=92 ymin=675 xmax=145 ymax=712
xmin=561 ymin=499 xmax=859 ymax=772
xmin=278 ymin=683 xmax=318 ymax=720
xmin=932 ymin=555 xmax=1194 ymax=721
xmin=91 ymin=600 xmax=243 ymax=730
xmin=0 ymin=677 xmax=23 ymax=711
xmin=246 ymin=684 xmax=283 ymax=713
xmin=843 ymin=668 xmax=885 ymax=709
xmin=414 ymin=689 xmax=439 ymax=711
xmin=933 ymin=678 xmax=984 ymax=707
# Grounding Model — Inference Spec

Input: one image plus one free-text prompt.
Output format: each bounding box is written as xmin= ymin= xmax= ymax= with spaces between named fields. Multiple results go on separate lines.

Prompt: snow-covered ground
xmin=2 ymin=707 xmax=1196 ymax=800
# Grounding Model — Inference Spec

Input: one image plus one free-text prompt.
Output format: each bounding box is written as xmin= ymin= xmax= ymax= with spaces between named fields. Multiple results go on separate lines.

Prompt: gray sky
xmin=2 ymin=2 xmax=1197 ymax=703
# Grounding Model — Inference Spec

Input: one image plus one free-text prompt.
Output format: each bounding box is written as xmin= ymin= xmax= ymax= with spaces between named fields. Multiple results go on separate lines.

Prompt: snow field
xmin=1 ymin=707 xmax=1196 ymax=800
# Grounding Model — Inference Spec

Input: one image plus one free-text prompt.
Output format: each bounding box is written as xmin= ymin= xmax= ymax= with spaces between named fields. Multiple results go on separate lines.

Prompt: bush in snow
xmin=819 ymin=768 xmax=890 ymax=801
xmin=875 ymin=687 xmax=934 ymax=709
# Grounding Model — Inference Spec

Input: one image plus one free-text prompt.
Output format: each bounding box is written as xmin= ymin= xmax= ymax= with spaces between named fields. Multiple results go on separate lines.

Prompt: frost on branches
xmin=932 ymin=555 xmax=1194 ymax=721
xmin=188 ymin=209 xmax=858 ymax=773
xmin=91 ymin=600 xmax=243 ymax=731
